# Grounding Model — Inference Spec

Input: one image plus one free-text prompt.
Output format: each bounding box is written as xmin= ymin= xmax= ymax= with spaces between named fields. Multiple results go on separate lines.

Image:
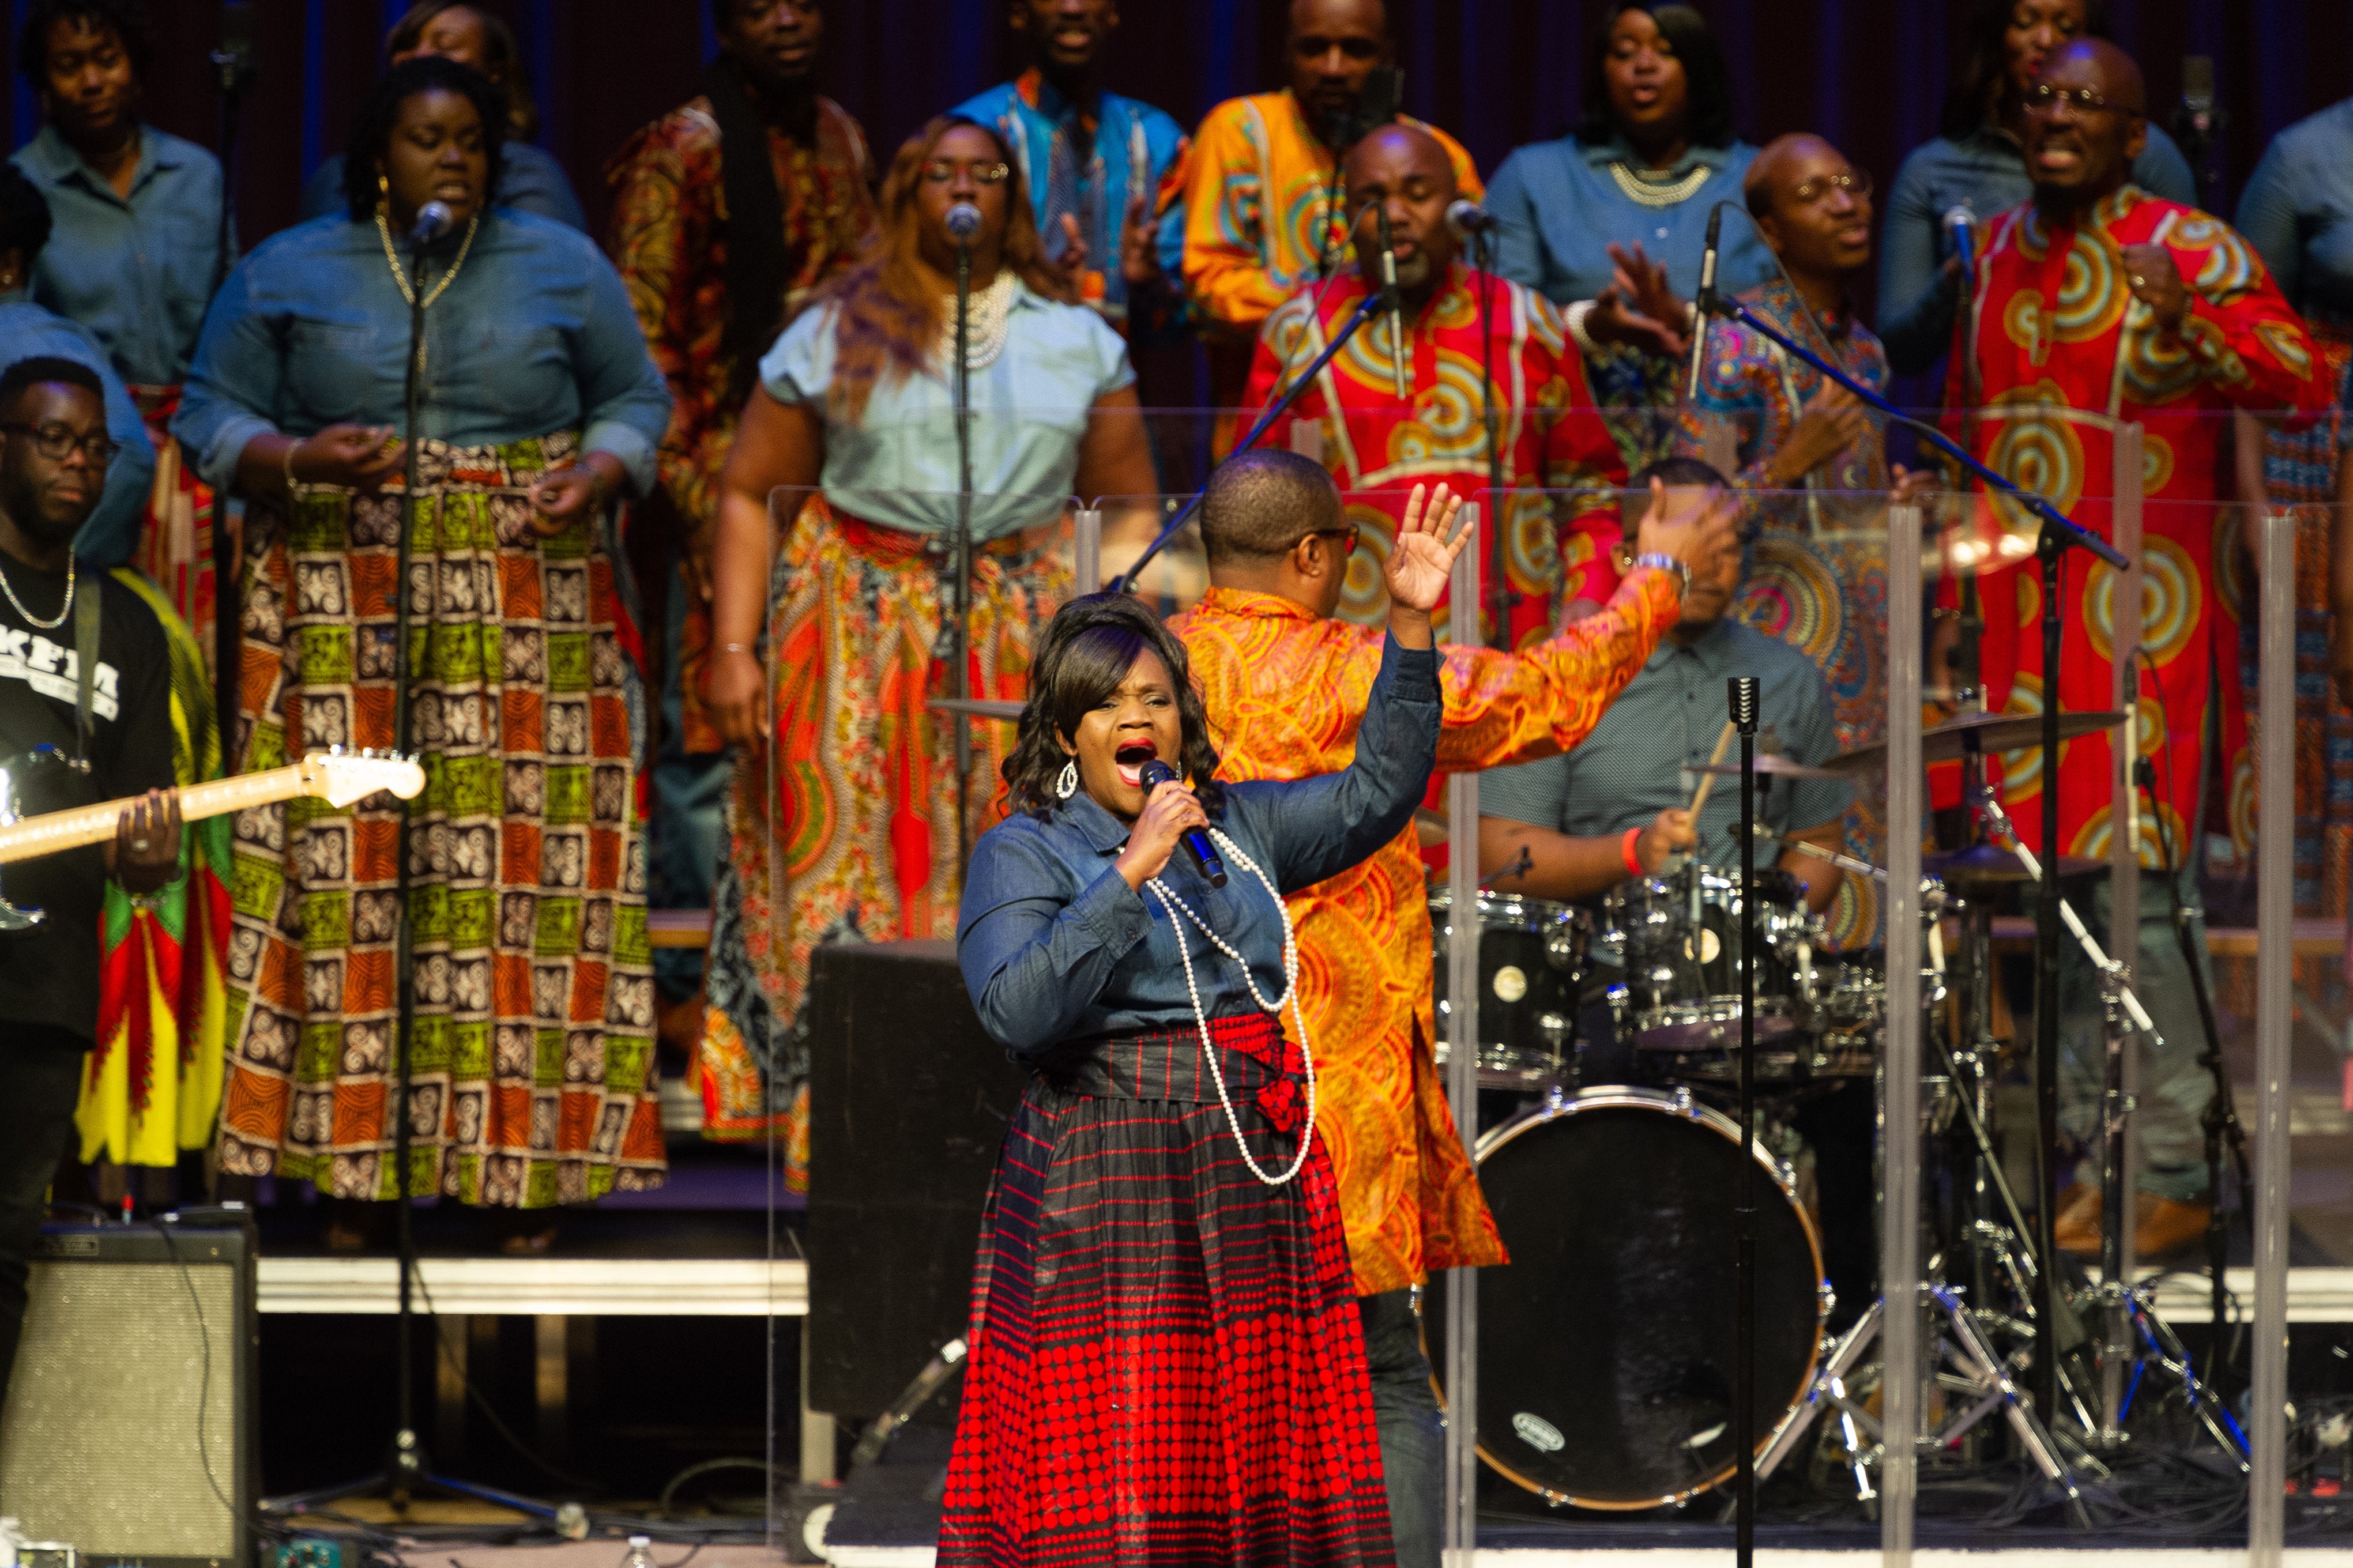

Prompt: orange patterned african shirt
xmin=1240 ymin=261 xmax=1624 ymax=648
xmin=1170 ymin=572 xmax=1681 ymax=1294
xmin=605 ymin=94 xmax=875 ymax=752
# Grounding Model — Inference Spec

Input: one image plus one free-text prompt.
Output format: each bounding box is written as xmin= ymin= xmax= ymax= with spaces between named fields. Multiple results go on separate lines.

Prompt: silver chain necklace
xmin=1145 ymin=828 xmax=1319 ymax=1188
xmin=0 ymin=551 xmax=73 ymax=631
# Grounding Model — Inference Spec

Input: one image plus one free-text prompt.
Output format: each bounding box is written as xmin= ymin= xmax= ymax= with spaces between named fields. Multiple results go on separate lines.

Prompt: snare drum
xmin=1605 ymin=864 xmax=1820 ymax=1064
xmin=1429 ymin=888 xmax=1591 ymax=1087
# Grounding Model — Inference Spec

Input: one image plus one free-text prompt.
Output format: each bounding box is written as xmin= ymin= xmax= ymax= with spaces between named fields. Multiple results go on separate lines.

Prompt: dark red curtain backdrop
xmin=3 ymin=0 xmax=2346 ymax=331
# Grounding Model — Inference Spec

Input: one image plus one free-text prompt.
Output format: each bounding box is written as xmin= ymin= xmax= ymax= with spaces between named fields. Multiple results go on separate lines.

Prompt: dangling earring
xmin=377 ymin=170 xmax=390 ymax=212
xmin=1055 ymin=760 xmax=1078 ymax=800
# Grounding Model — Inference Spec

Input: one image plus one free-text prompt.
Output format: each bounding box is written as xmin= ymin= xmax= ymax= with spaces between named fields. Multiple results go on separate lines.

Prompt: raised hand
xmin=1382 ymin=483 xmax=1475 ymax=648
xmin=2120 ymin=243 xmax=2192 ymax=333
xmin=1115 ymin=778 xmax=1211 ymax=891
xmin=1630 ymin=475 xmax=1740 ymax=589
xmin=1119 ymin=194 xmax=1162 ymax=286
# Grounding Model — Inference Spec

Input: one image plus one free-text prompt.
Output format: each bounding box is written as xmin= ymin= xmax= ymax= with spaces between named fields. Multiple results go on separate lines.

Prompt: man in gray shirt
xmin=1477 ymin=458 xmax=1852 ymax=911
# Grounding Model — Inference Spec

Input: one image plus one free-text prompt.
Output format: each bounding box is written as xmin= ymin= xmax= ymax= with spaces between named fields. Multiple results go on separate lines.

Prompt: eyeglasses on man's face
xmin=0 ymin=421 xmax=116 ymax=466
xmin=2026 ymin=81 xmax=2133 ymax=118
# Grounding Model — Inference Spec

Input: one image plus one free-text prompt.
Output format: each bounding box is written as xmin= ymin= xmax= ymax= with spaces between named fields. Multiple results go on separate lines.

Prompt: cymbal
xmin=1821 ymin=709 xmax=2127 ymax=777
xmin=1922 ymin=841 xmax=2107 ymax=888
xmin=927 ymin=697 xmax=1025 ymax=722
xmin=1692 ymin=756 xmax=1843 ymax=781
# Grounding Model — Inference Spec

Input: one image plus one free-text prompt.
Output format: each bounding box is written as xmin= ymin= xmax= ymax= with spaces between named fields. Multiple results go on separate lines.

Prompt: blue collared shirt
xmin=1482 ymin=134 xmax=1778 ymax=307
xmin=759 ymin=281 xmax=1135 ymax=541
xmin=953 ymin=73 xmax=1188 ymax=337
xmin=1478 ymin=616 xmax=1850 ymax=870
xmin=10 ymin=124 xmax=227 ymax=387
xmin=0 ymin=295 xmax=157 ymax=568
xmin=958 ymin=634 xmax=1441 ymax=1062
xmin=172 ymin=208 xmax=672 ymax=497
xmin=297 ymin=143 xmax=588 ymax=233
xmin=2237 ymin=96 xmax=2353 ymax=325
xmin=1876 ymin=123 xmax=2197 ymax=375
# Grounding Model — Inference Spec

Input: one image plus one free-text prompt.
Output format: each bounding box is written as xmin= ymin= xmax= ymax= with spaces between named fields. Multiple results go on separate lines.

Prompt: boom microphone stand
xmin=946 ymin=202 xmax=980 ymax=870
xmin=1474 ymin=229 xmax=1508 ymax=650
xmin=210 ymin=2 xmax=258 ymax=721
xmin=1731 ymin=677 xmax=1760 ymax=1568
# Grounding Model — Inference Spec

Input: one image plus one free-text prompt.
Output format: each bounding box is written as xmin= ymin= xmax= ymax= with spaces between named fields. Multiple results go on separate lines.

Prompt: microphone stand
xmin=1703 ymin=286 xmax=2125 ymax=1426
xmin=1475 ymin=232 xmax=1508 ymax=650
xmin=209 ymin=19 xmax=258 ymax=725
xmin=1731 ymin=676 xmax=1760 ymax=1568
xmin=1112 ymin=288 xmax=1395 ymax=593
xmin=951 ymin=232 xmax=974 ymax=871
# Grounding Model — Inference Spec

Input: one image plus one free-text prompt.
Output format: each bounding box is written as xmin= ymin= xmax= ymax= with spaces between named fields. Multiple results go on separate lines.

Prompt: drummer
xmin=1477 ymin=458 xmax=1872 ymax=1330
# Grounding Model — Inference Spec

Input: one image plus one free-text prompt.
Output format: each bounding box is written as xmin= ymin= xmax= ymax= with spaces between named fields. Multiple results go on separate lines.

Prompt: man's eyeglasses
xmin=1307 ymin=526 xmax=1360 ymax=557
xmin=2026 ymin=81 xmax=2134 ymax=117
xmin=1790 ymin=168 xmax=1872 ymax=207
xmin=0 ymin=421 xmax=116 ymax=465
xmin=920 ymin=160 xmax=1012 ymax=186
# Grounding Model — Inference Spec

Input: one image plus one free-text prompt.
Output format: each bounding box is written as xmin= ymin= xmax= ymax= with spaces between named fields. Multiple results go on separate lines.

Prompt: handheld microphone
xmin=408 ymin=200 xmax=454 ymax=247
xmin=1685 ymin=205 xmax=1721 ymax=402
xmin=1375 ymin=207 xmax=1408 ymax=400
xmin=945 ymin=202 xmax=983 ymax=242
xmin=1444 ymin=199 xmax=1499 ymax=240
xmin=1138 ymin=759 xmax=1227 ymax=888
xmin=1942 ymin=206 xmax=1976 ymax=278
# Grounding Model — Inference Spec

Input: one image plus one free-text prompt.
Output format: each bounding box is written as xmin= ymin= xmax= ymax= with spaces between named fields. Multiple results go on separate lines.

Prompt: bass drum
xmin=1425 ymin=1088 xmax=1827 ymax=1509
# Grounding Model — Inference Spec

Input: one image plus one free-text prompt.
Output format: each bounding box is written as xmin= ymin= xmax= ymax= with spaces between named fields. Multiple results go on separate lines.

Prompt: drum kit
xmin=1426 ymin=705 xmax=2245 ymax=1516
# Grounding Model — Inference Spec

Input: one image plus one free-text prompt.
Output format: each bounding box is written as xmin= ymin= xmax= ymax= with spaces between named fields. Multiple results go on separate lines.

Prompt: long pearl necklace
xmin=938 ymin=270 xmax=1019 ymax=374
xmin=1144 ymin=828 xmax=1319 ymax=1188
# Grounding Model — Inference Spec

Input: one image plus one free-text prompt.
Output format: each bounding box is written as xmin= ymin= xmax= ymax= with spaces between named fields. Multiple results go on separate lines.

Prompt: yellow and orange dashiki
xmin=1241 ymin=260 xmax=1625 ymax=649
xmin=1176 ymin=89 xmax=1482 ymax=446
xmin=1169 ymin=571 xmax=1681 ymax=1295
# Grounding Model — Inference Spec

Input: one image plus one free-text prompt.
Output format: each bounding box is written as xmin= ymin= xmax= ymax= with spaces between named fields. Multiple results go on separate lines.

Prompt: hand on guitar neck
xmin=105 ymin=789 xmax=182 ymax=897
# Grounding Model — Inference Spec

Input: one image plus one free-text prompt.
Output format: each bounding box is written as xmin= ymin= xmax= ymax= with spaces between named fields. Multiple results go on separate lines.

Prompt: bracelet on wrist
xmin=282 ymin=438 xmax=303 ymax=493
xmin=1564 ymin=298 xmax=1601 ymax=357
xmin=1621 ymin=825 xmax=1647 ymax=878
xmin=1629 ymin=551 xmax=1693 ymax=597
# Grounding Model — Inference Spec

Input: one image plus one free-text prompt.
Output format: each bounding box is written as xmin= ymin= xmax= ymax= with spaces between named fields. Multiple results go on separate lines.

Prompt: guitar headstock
xmin=298 ymin=748 xmax=428 ymax=808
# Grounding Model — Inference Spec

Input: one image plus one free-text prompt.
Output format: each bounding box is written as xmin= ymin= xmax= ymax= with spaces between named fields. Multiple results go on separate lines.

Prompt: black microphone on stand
xmin=1138 ymin=759 xmax=1227 ymax=887
xmin=1943 ymin=205 xmax=1976 ymax=278
xmin=1444 ymin=199 xmax=1500 ymax=240
xmin=947 ymin=198 xmax=981 ymax=865
xmin=1686 ymin=205 xmax=1721 ymax=402
xmin=408 ymin=199 xmax=454 ymax=248
xmin=1375 ymin=206 xmax=1407 ymax=401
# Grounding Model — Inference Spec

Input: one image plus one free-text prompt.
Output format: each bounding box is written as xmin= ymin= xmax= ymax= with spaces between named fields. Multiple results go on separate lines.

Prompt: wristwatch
xmin=1630 ymin=551 xmax=1693 ymax=596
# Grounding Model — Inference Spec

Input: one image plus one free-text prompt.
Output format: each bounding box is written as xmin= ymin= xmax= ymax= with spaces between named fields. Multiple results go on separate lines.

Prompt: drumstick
xmin=1685 ymin=719 xmax=1738 ymax=819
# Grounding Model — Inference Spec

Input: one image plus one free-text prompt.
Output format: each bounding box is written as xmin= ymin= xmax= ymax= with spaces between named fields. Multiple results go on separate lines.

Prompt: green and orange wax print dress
xmin=172 ymin=209 xmax=677 ymax=1205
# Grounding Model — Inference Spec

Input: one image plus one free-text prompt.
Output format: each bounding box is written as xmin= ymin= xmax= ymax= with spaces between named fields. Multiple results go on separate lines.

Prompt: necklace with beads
xmin=1143 ymin=829 xmax=1320 ymax=1188
xmin=0 ymin=551 xmax=73 ymax=631
xmin=1609 ymin=160 xmax=1711 ymax=208
xmin=375 ymin=205 xmax=482 ymax=310
xmin=938 ymin=270 xmax=1020 ymax=375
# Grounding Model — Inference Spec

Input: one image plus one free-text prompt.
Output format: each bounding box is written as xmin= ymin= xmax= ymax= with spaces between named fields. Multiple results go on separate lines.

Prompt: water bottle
xmin=622 ymin=1537 xmax=655 ymax=1568
xmin=0 ymin=1516 xmax=21 ymax=1568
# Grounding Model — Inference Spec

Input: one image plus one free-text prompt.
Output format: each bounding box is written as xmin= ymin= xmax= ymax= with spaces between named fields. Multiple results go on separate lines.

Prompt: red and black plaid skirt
xmin=938 ymin=1012 xmax=1396 ymax=1567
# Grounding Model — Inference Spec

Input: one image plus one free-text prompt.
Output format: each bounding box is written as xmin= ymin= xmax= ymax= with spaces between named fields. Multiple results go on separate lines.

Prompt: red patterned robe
xmin=1240 ymin=261 xmax=1625 ymax=649
xmin=1944 ymin=187 xmax=2328 ymax=861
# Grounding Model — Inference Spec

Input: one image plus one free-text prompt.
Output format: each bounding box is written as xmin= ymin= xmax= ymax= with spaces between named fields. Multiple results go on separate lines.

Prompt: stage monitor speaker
xmin=0 ymin=1220 xmax=256 ymax=1566
xmin=805 ymin=940 xmax=1027 ymax=1420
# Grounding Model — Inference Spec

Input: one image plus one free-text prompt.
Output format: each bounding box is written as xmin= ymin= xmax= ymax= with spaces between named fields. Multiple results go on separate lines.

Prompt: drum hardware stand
xmin=1731 ymin=677 xmax=1761 ymax=1568
xmin=1756 ymin=1275 xmax=2093 ymax=1526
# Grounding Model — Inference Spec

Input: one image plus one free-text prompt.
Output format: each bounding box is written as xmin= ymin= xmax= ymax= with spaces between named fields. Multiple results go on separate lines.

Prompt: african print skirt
xmin=216 ymin=434 xmax=665 ymax=1208
xmin=938 ymin=1013 xmax=1397 ymax=1568
xmin=698 ymin=495 xmax=1068 ymax=1172
xmin=126 ymin=385 xmax=220 ymax=681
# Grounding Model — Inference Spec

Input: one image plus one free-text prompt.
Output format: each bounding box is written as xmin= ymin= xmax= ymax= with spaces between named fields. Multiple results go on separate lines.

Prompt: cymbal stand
xmin=1970 ymin=786 xmax=2243 ymax=1460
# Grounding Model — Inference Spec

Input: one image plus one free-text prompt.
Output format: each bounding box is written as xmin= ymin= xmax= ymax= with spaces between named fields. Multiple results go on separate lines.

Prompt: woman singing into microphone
xmin=939 ymin=487 xmax=1470 ymax=1567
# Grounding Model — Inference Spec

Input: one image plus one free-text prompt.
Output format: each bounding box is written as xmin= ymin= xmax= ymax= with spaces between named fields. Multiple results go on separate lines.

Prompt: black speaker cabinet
xmin=804 ymin=940 xmax=1028 ymax=1420
xmin=0 ymin=1220 xmax=257 ymax=1566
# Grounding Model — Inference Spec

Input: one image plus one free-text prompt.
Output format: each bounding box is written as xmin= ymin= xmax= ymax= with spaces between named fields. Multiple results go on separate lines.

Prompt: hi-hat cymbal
xmin=1692 ymin=756 xmax=1843 ymax=781
xmin=1821 ymin=710 xmax=2126 ymax=777
xmin=1922 ymin=841 xmax=2106 ymax=888
xmin=927 ymin=697 xmax=1025 ymax=722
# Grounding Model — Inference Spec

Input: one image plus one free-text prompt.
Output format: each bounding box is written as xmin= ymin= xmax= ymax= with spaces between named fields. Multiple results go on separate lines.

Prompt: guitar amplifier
xmin=0 ymin=1219 xmax=257 ymax=1566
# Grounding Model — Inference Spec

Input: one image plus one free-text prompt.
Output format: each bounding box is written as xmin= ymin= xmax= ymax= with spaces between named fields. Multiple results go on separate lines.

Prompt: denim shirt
xmin=1876 ymin=123 xmax=2197 ymax=376
xmin=172 ymin=208 xmax=672 ymax=497
xmin=958 ymin=634 xmax=1440 ymax=1062
xmin=298 ymin=143 xmax=589 ymax=233
xmin=0 ymin=296 xmax=157 ymax=568
xmin=2236 ymin=97 xmax=2353 ymax=326
xmin=10 ymin=124 xmax=227 ymax=386
xmin=1482 ymin=134 xmax=1776 ymax=307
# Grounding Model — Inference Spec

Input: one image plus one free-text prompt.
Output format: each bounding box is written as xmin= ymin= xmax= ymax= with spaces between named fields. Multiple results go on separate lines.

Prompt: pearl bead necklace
xmin=1145 ymin=828 xmax=1318 ymax=1188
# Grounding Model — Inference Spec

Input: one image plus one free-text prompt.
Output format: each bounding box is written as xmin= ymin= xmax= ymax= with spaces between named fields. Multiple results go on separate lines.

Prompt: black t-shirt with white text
xmin=0 ymin=549 xmax=174 ymax=1042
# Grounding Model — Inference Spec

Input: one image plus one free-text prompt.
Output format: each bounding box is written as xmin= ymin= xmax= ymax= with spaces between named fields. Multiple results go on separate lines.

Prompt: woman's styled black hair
xmin=1575 ymin=4 xmax=1738 ymax=153
xmin=340 ymin=56 xmax=509 ymax=223
xmin=0 ymin=167 xmax=54 ymax=264
xmin=1003 ymin=594 xmax=1228 ymax=822
xmin=17 ymin=0 xmax=153 ymax=91
xmin=1937 ymin=0 xmax=2114 ymax=141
